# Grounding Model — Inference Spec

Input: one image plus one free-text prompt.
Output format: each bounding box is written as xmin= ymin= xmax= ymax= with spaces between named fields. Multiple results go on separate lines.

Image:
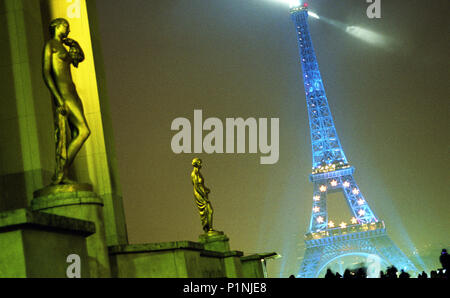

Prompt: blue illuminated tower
xmin=289 ymin=3 xmax=417 ymax=277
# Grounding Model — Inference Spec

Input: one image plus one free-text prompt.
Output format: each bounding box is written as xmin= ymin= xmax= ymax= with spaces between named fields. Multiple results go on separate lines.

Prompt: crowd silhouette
xmin=321 ymin=248 xmax=449 ymax=279
xmin=289 ymin=248 xmax=449 ymax=278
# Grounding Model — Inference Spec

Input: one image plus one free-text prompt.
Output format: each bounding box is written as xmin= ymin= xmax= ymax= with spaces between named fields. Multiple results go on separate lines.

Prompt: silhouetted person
xmin=399 ymin=269 xmax=410 ymax=279
xmin=380 ymin=270 xmax=386 ymax=279
xmin=386 ymin=266 xmax=398 ymax=279
xmin=417 ymin=271 xmax=426 ymax=279
xmin=289 ymin=274 xmax=296 ymax=278
xmin=335 ymin=272 xmax=342 ymax=279
xmin=440 ymin=249 xmax=449 ymax=278
xmin=430 ymin=270 xmax=438 ymax=279
xmin=325 ymin=268 xmax=335 ymax=279
xmin=440 ymin=249 xmax=449 ymax=268
xmin=418 ymin=271 xmax=428 ymax=279
xmin=343 ymin=269 xmax=353 ymax=279
xmin=355 ymin=267 xmax=367 ymax=279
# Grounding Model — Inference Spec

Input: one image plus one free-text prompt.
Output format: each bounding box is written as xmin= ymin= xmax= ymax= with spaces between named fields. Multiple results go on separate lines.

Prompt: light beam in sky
xmin=268 ymin=0 xmax=388 ymax=47
xmin=317 ymin=16 xmax=389 ymax=47
xmin=345 ymin=25 xmax=387 ymax=47
xmin=307 ymin=11 xmax=320 ymax=19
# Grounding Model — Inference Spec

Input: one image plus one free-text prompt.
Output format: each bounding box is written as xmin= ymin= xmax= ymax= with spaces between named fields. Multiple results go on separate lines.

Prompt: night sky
xmin=94 ymin=0 xmax=449 ymax=277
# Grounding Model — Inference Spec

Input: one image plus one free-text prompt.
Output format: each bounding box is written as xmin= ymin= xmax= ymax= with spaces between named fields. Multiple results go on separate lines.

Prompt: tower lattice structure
xmin=289 ymin=4 xmax=417 ymax=277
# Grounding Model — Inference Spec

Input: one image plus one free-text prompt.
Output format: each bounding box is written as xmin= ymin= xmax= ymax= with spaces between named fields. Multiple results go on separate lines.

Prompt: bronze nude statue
xmin=42 ymin=18 xmax=90 ymax=185
xmin=191 ymin=158 xmax=216 ymax=234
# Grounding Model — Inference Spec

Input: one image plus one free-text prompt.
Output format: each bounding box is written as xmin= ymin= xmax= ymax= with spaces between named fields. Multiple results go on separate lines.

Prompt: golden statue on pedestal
xmin=42 ymin=18 xmax=90 ymax=185
xmin=191 ymin=158 xmax=218 ymax=234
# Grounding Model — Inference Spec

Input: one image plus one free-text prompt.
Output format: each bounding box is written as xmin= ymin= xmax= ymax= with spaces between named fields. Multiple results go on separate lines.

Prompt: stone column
xmin=199 ymin=231 xmax=245 ymax=277
xmin=0 ymin=0 xmax=54 ymax=211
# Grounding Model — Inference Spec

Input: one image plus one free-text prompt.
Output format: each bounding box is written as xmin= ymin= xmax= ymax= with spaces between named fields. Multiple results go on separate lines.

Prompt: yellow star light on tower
xmin=313 ymin=206 xmax=320 ymax=213
xmin=328 ymin=221 xmax=335 ymax=228
xmin=351 ymin=217 xmax=358 ymax=224
xmin=343 ymin=181 xmax=350 ymax=188
xmin=317 ymin=216 xmax=324 ymax=223
xmin=340 ymin=222 xmax=347 ymax=229
xmin=352 ymin=188 xmax=360 ymax=195
xmin=319 ymin=185 xmax=327 ymax=192
xmin=330 ymin=180 xmax=338 ymax=187
xmin=358 ymin=209 xmax=366 ymax=216
xmin=313 ymin=195 xmax=320 ymax=201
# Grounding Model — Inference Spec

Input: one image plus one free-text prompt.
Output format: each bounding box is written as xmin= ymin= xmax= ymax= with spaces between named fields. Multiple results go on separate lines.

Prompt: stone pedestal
xmin=108 ymin=235 xmax=275 ymax=278
xmin=198 ymin=231 xmax=246 ymax=277
xmin=198 ymin=231 xmax=230 ymax=252
xmin=109 ymin=240 xmax=243 ymax=278
xmin=109 ymin=241 xmax=224 ymax=278
xmin=31 ymin=185 xmax=111 ymax=277
xmin=0 ymin=208 xmax=94 ymax=277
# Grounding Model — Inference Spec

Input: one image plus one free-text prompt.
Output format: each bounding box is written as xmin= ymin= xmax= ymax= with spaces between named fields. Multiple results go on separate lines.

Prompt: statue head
xmin=49 ymin=18 xmax=70 ymax=38
xmin=192 ymin=158 xmax=202 ymax=169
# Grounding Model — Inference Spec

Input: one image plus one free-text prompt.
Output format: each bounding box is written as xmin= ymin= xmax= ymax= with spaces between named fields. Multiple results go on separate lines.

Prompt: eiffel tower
xmin=289 ymin=3 xmax=418 ymax=277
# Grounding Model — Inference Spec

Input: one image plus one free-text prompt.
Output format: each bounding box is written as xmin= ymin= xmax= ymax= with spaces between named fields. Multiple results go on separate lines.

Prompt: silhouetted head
xmin=49 ymin=18 xmax=70 ymax=38
xmin=442 ymin=249 xmax=448 ymax=255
